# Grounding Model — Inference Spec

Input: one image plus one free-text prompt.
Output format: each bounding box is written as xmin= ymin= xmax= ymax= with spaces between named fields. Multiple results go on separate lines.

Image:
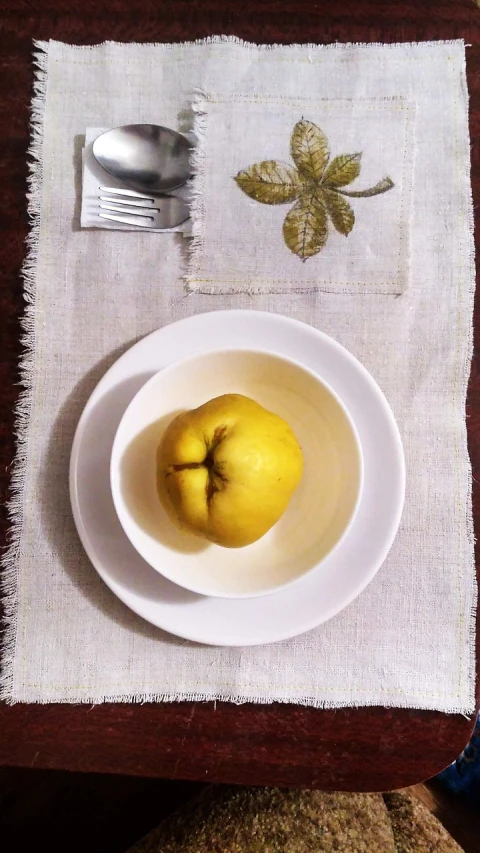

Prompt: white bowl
xmin=110 ymin=349 xmax=363 ymax=598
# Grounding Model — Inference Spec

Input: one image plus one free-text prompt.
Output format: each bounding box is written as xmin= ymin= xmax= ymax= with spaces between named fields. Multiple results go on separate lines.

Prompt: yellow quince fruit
xmin=157 ymin=394 xmax=303 ymax=548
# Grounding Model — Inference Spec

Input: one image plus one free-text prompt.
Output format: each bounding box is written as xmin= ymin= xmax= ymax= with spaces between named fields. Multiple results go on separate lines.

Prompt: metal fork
xmin=99 ymin=187 xmax=189 ymax=230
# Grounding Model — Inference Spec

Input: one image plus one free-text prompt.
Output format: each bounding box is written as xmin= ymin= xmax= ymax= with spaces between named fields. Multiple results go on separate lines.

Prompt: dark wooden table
xmin=1 ymin=0 xmax=479 ymax=792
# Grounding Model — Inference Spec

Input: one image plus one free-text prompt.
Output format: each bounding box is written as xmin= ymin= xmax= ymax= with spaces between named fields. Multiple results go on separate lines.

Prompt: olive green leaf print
xmin=234 ymin=119 xmax=394 ymax=260
xmin=290 ymin=119 xmax=329 ymax=181
xmin=283 ymin=188 xmax=328 ymax=259
xmin=234 ymin=161 xmax=303 ymax=204
xmin=323 ymin=189 xmax=355 ymax=236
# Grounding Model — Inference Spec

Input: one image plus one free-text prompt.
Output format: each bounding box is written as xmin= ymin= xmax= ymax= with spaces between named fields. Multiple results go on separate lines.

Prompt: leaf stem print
xmin=334 ymin=176 xmax=395 ymax=198
xmin=234 ymin=119 xmax=395 ymax=260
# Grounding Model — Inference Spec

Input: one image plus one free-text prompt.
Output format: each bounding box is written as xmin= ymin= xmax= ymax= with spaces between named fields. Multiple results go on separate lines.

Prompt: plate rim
xmin=69 ymin=309 xmax=406 ymax=646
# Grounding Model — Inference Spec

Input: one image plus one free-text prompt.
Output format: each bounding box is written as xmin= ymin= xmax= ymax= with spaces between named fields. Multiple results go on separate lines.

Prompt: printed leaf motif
xmin=322 ymin=153 xmax=362 ymax=188
xmin=323 ymin=189 xmax=355 ymax=236
xmin=290 ymin=119 xmax=329 ymax=181
xmin=336 ymin=176 xmax=395 ymax=198
xmin=283 ymin=189 xmax=328 ymax=260
xmin=234 ymin=161 xmax=303 ymax=204
xmin=233 ymin=119 xmax=394 ymax=260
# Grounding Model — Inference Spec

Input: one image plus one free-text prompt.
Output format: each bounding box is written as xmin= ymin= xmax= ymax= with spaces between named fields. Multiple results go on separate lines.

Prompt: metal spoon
xmin=92 ymin=124 xmax=191 ymax=195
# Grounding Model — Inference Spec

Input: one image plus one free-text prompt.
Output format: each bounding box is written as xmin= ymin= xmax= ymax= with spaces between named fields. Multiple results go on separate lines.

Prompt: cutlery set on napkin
xmin=81 ymin=124 xmax=194 ymax=233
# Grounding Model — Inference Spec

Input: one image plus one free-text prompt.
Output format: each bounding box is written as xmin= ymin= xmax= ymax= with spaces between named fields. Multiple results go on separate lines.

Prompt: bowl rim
xmin=109 ymin=346 xmax=364 ymax=599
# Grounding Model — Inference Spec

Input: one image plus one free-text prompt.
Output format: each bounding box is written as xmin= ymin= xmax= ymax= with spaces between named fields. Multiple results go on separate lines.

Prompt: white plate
xmin=70 ymin=310 xmax=405 ymax=646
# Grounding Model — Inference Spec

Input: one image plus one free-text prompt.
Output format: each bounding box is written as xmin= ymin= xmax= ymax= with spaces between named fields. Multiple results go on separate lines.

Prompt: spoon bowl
xmin=93 ymin=124 xmax=191 ymax=194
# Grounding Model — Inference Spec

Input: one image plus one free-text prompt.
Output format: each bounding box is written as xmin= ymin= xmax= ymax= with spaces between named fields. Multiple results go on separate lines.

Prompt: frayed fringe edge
xmin=4 ymin=689 xmax=476 ymax=714
xmin=0 ymin=40 xmax=49 ymax=701
xmin=185 ymin=91 xmax=208 ymax=291
xmin=459 ymin=44 xmax=478 ymax=717
xmin=46 ymin=36 xmax=466 ymax=52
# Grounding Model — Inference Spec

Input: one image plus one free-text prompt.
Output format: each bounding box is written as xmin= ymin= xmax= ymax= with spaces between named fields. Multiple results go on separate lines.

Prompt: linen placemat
xmin=1 ymin=38 xmax=476 ymax=712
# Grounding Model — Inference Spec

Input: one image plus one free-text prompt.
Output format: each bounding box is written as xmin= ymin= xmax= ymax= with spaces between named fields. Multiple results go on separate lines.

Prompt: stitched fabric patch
xmin=188 ymin=94 xmax=416 ymax=295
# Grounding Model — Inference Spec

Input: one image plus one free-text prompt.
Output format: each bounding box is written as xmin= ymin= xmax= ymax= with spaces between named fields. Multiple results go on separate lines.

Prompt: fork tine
xmin=100 ymin=203 xmax=156 ymax=218
xmin=99 ymin=186 xmax=156 ymax=201
xmin=99 ymin=196 xmax=156 ymax=208
xmin=99 ymin=212 xmax=156 ymax=228
xmin=98 ymin=194 xmax=189 ymax=229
